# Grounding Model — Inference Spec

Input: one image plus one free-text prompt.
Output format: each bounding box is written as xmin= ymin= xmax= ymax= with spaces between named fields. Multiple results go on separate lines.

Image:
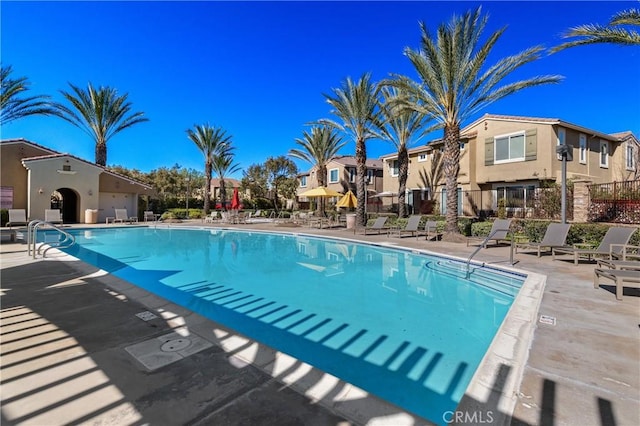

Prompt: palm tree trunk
xmin=355 ymin=136 xmax=367 ymax=227
xmin=204 ymin=162 xmax=212 ymax=214
xmin=443 ymin=124 xmax=461 ymax=235
xmin=220 ymin=178 xmax=227 ymax=211
xmin=318 ymin=167 xmax=327 ymax=217
xmin=397 ymin=145 xmax=409 ymax=217
xmin=95 ymin=141 xmax=107 ymax=166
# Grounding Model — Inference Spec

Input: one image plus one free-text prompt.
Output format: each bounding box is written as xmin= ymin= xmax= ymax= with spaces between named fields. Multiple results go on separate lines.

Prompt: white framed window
xmin=417 ymin=153 xmax=427 ymax=162
xmin=300 ymin=176 xmax=307 ymax=187
xmin=389 ymin=160 xmax=399 ymax=177
xmin=460 ymin=142 xmax=465 ymax=150
xmin=348 ymin=167 xmax=356 ymax=183
xmin=626 ymin=142 xmax=635 ymax=170
xmin=329 ymin=168 xmax=339 ymax=183
xmin=579 ymin=134 xmax=587 ymax=164
xmin=599 ymin=141 xmax=609 ymax=168
xmin=367 ymin=169 xmax=374 ymax=184
xmin=556 ymin=128 xmax=566 ymax=160
xmin=494 ymin=131 xmax=525 ymax=164
xmin=0 ymin=186 xmax=14 ymax=209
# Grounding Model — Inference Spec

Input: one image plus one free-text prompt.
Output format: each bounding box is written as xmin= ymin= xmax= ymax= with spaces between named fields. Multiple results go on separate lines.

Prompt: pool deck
xmin=1 ymin=220 xmax=638 ymax=426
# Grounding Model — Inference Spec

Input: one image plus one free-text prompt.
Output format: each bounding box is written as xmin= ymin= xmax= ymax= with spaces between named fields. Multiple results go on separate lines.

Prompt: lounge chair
xmin=467 ymin=218 xmax=513 ymax=247
xmin=423 ymin=220 xmax=442 ymax=241
xmin=359 ymin=217 xmax=390 ymax=235
xmin=553 ymin=226 xmax=637 ymax=265
xmin=515 ymin=223 xmax=571 ymax=257
xmin=596 ymin=259 xmax=640 ymax=271
xmin=45 ymin=209 xmax=62 ymax=225
xmin=389 ymin=215 xmax=422 ymax=238
xmin=143 ymin=211 xmax=157 ymax=222
xmin=594 ymin=268 xmax=640 ymax=300
xmin=7 ymin=209 xmax=27 ymax=228
xmin=108 ymin=208 xmax=137 ymax=224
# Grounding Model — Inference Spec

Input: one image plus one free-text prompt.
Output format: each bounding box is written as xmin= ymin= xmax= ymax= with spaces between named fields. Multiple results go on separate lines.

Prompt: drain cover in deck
xmin=125 ymin=331 xmax=212 ymax=371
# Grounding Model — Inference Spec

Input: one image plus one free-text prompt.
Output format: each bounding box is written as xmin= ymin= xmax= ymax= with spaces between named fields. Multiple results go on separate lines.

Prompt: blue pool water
xmin=55 ymin=227 xmax=525 ymax=424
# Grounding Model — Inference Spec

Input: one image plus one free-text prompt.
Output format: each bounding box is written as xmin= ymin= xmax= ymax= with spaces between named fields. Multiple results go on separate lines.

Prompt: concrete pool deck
xmin=1 ymin=220 xmax=638 ymax=425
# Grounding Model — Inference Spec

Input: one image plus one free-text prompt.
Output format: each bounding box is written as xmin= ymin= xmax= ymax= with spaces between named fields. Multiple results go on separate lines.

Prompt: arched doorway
xmin=51 ymin=188 xmax=79 ymax=223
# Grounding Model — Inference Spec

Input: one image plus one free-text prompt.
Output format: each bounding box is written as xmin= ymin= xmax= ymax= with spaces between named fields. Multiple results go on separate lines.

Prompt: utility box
xmin=85 ymin=209 xmax=98 ymax=224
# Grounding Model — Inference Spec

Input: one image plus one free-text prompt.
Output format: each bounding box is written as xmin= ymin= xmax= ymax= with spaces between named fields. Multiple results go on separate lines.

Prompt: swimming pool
xmin=55 ymin=227 xmax=526 ymax=424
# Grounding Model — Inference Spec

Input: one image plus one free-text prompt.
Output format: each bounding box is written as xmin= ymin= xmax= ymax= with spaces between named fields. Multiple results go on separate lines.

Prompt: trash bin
xmin=85 ymin=209 xmax=98 ymax=224
xmin=346 ymin=213 xmax=356 ymax=230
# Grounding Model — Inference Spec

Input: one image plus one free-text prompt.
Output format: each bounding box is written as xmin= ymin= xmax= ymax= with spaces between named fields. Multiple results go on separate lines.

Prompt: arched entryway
xmin=51 ymin=188 xmax=79 ymax=223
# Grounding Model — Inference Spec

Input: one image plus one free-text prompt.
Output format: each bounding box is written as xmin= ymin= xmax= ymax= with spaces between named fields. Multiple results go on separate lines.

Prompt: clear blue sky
xmin=2 ymin=1 xmax=639 ymax=179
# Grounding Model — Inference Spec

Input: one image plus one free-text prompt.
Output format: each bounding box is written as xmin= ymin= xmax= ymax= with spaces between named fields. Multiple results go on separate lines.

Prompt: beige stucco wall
xmin=0 ymin=143 xmax=52 ymax=210
xmin=24 ymin=157 xmax=102 ymax=222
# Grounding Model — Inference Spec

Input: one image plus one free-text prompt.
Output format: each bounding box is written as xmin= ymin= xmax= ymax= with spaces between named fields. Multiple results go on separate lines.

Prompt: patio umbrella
xmin=299 ymin=186 xmax=342 ymax=198
xmin=230 ymin=187 xmax=240 ymax=210
xmin=336 ymin=190 xmax=357 ymax=208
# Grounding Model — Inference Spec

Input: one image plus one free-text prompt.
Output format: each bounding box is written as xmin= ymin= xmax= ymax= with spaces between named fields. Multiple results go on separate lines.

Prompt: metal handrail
xmin=28 ymin=220 xmax=76 ymax=259
xmin=465 ymin=229 xmax=515 ymax=278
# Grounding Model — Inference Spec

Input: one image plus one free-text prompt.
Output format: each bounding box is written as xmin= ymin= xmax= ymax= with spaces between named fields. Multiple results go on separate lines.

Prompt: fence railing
xmin=588 ymin=180 xmax=640 ymax=224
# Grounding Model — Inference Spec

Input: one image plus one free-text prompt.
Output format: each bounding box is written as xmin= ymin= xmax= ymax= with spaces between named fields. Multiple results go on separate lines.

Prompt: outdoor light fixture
xmin=88 ymin=189 xmax=93 ymax=196
xmin=38 ymin=188 xmax=44 ymax=195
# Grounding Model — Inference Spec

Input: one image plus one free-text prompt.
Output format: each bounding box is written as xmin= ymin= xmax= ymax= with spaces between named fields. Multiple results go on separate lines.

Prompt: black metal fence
xmin=589 ymin=180 xmax=640 ymax=224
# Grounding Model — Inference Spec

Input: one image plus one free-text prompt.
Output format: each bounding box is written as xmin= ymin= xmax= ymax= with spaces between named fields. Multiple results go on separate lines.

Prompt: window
xmin=556 ymin=128 xmax=566 ymax=160
xmin=579 ymin=134 xmax=587 ymax=164
xmin=367 ymin=169 xmax=374 ymax=184
xmin=599 ymin=141 xmax=609 ymax=168
xmin=62 ymin=164 xmax=71 ymax=171
xmin=329 ymin=168 xmax=339 ymax=183
xmin=417 ymin=153 xmax=427 ymax=162
xmin=494 ymin=132 xmax=525 ymax=163
xmin=389 ymin=160 xmax=399 ymax=177
xmin=348 ymin=167 xmax=356 ymax=183
xmin=300 ymin=176 xmax=307 ymax=187
xmin=460 ymin=142 xmax=465 ymax=150
xmin=0 ymin=186 xmax=13 ymax=209
xmin=627 ymin=142 xmax=636 ymax=170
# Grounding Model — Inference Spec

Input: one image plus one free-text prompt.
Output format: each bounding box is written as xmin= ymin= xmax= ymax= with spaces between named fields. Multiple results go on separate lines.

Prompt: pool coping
xmin=43 ymin=225 xmax=546 ymax=425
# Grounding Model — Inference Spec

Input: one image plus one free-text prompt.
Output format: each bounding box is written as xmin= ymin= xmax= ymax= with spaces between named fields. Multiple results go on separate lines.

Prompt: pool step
xmin=424 ymin=260 xmax=523 ymax=297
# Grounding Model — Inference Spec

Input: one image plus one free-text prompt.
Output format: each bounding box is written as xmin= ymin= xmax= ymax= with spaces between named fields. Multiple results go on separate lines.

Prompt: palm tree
xmin=187 ymin=124 xmax=232 ymax=214
xmin=377 ymin=86 xmax=427 ymax=217
xmin=323 ymin=73 xmax=382 ymax=227
xmin=55 ymin=82 xmax=148 ymax=166
xmin=1 ymin=65 xmax=58 ymax=124
xmin=552 ymin=8 xmax=640 ymax=52
xmin=212 ymin=150 xmax=240 ymax=211
xmin=288 ymin=125 xmax=345 ymax=216
xmin=390 ymin=7 xmax=561 ymax=238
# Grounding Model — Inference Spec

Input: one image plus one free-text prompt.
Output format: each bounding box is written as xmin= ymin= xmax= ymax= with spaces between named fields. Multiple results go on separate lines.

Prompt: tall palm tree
xmin=377 ymin=86 xmax=427 ymax=217
xmin=323 ymin=73 xmax=382 ymax=227
xmin=288 ymin=125 xmax=345 ymax=216
xmin=212 ymin=150 xmax=241 ymax=211
xmin=1 ymin=65 xmax=58 ymax=124
xmin=55 ymin=82 xmax=148 ymax=166
xmin=187 ymin=124 xmax=232 ymax=214
xmin=390 ymin=7 xmax=561 ymax=238
xmin=552 ymin=8 xmax=640 ymax=52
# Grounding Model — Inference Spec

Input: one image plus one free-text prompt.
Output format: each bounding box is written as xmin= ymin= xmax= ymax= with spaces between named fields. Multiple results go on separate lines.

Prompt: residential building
xmin=1 ymin=139 xmax=154 ymax=223
xmin=379 ymin=114 xmax=639 ymax=216
xmin=295 ymin=155 xmax=383 ymax=209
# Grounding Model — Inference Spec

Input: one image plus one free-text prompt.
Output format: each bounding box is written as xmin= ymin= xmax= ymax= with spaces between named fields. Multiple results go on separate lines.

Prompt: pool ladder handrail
xmin=27 ymin=220 xmax=76 ymax=259
xmin=465 ymin=228 xmax=515 ymax=278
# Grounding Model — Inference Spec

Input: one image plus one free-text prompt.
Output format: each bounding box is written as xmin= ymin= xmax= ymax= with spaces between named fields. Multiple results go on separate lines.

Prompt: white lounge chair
xmin=553 ymin=226 xmax=637 ymax=265
xmin=515 ymin=223 xmax=571 ymax=257
xmin=143 ymin=211 xmax=157 ymax=222
xmin=7 ymin=209 xmax=27 ymax=228
xmin=110 ymin=208 xmax=138 ymax=224
xmin=467 ymin=218 xmax=513 ymax=247
xmin=594 ymin=268 xmax=640 ymax=300
xmin=45 ymin=209 xmax=62 ymax=225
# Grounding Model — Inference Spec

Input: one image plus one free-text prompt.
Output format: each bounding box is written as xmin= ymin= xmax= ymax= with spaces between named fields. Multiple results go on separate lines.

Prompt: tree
xmin=55 ymin=82 xmax=148 ymax=166
xmin=1 ymin=65 xmax=58 ymax=124
xmin=241 ymin=163 xmax=269 ymax=201
xmin=323 ymin=73 xmax=382 ymax=226
xmin=211 ymin=149 xmax=240 ymax=210
xmin=418 ymin=148 xmax=444 ymax=204
xmin=288 ymin=125 xmax=345 ymax=216
xmin=390 ymin=7 xmax=561 ymax=238
xmin=187 ymin=124 xmax=232 ymax=214
xmin=265 ymin=156 xmax=298 ymax=211
xmin=551 ymin=8 xmax=640 ymax=52
xmin=377 ymin=86 xmax=427 ymax=217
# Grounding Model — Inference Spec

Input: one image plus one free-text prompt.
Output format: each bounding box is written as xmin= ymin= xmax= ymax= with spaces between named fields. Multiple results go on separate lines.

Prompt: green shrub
xmin=497 ymin=198 xmax=507 ymax=219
